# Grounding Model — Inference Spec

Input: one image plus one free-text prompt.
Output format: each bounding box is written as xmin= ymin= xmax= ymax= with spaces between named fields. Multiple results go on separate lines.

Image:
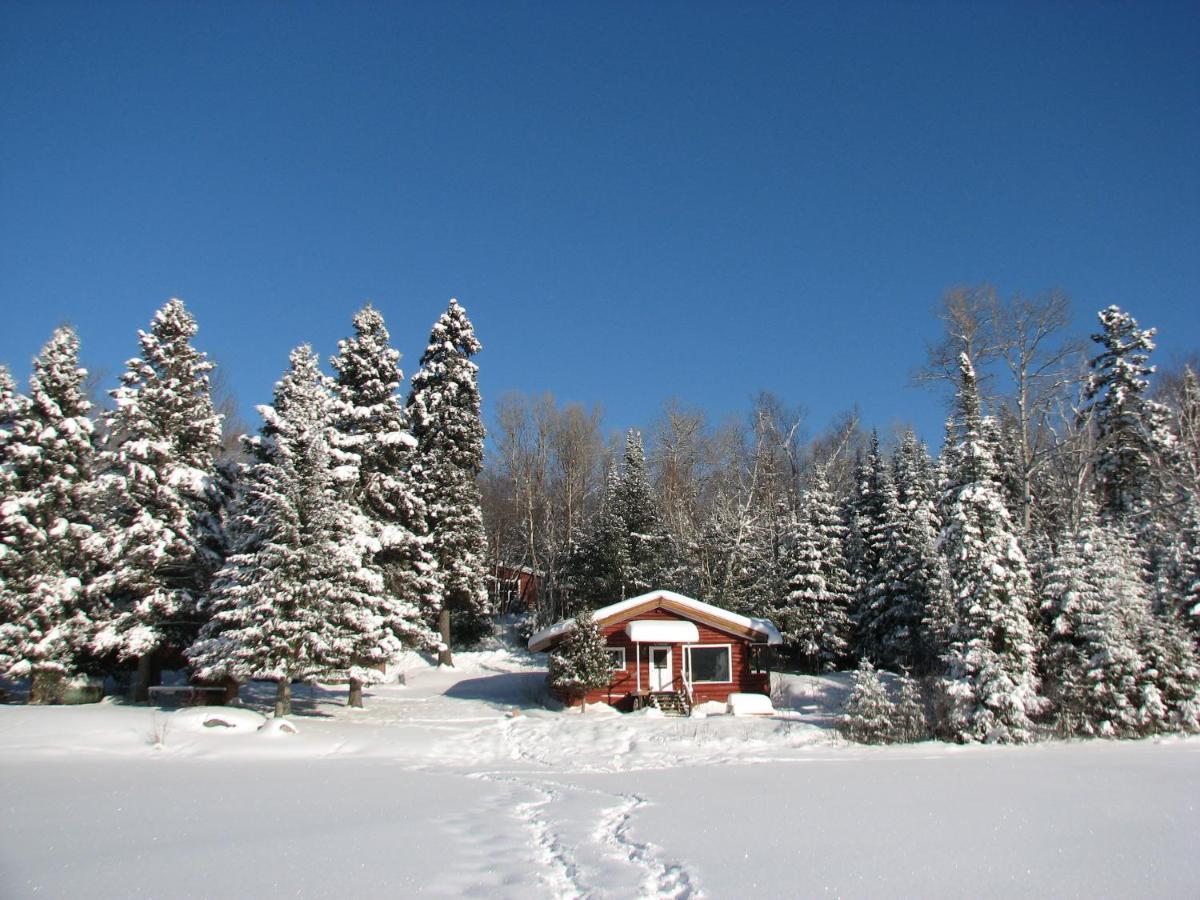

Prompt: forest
xmin=1 ymin=286 xmax=1198 ymax=742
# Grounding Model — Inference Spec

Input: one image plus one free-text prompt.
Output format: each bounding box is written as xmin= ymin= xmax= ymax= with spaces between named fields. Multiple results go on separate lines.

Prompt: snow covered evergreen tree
xmin=615 ymin=430 xmax=675 ymax=594
xmin=330 ymin=304 xmax=437 ymax=702
xmin=937 ymin=353 xmax=1043 ymax=744
xmin=1042 ymin=504 xmax=1200 ymax=737
xmin=0 ymin=329 xmax=100 ymax=701
xmin=547 ymin=608 xmax=613 ymax=711
xmin=892 ymin=672 xmax=930 ymax=742
xmin=838 ymin=659 xmax=896 ymax=744
xmin=188 ymin=347 xmax=398 ymax=715
xmin=1080 ymin=306 xmax=1177 ymax=522
xmin=845 ymin=432 xmax=890 ymax=658
xmin=563 ymin=463 xmax=630 ymax=609
xmin=776 ymin=467 xmax=853 ymax=672
xmin=89 ymin=299 xmax=224 ymax=699
xmin=407 ymin=299 xmax=491 ymax=662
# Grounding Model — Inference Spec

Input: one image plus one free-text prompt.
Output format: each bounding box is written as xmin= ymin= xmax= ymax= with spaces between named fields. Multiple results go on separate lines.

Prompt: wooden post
xmin=437 ymin=608 xmax=454 ymax=667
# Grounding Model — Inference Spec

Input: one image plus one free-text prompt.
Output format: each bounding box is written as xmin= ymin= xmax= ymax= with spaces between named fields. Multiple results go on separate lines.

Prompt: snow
xmin=529 ymin=589 xmax=784 ymax=651
xmin=1 ymin=650 xmax=1198 ymax=898
xmin=726 ymin=692 xmax=774 ymax=716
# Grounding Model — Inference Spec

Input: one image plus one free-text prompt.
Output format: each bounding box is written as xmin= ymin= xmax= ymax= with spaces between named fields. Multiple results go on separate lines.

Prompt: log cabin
xmin=528 ymin=589 xmax=783 ymax=715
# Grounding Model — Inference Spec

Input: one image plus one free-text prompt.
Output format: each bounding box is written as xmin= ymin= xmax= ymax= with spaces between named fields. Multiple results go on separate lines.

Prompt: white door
xmin=650 ymin=646 xmax=672 ymax=691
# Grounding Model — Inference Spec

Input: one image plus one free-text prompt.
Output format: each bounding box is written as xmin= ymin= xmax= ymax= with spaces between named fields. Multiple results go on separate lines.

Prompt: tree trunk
xmin=134 ymin=654 xmax=154 ymax=702
xmin=275 ymin=679 xmax=291 ymax=717
xmin=437 ymin=608 xmax=454 ymax=667
xmin=221 ymin=677 xmax=240 ymax=705
xmin=348 ymin=677 xmax=364 ymax=708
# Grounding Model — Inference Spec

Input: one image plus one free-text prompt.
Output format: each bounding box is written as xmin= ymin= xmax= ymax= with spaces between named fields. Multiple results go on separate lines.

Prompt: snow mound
xmin=173 ymin=707 xmax=266 ymax=733
xmin=727 ymin=693 xmax=775 ymax=717
xmin=258 ymin=717 xmax=300 ymax=736
xmin=630 ymin=706 xmax=664 ymax=718
xmin=581 ymin=701 xmax=620 ymax=716
xmin=692 ymin=700 xmax=727 ymax=717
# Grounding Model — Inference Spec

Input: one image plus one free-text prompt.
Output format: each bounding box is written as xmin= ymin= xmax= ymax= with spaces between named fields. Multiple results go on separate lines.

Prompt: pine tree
xmin=1172 ymin=499 xmax=1200 ymax=638
xmin=547 ymin=608 xmax=614 ymax=711
xmin=1042 ymin=505 xmax=1200 ymax=737
xmin=330 ymin=304 xmax=437 ymax=703
xmin=188 ymin=347 xmax=389 ymax=715
xmin=888 ymin=432 xmax=948 ymax=674
xmin=838 ymin=659 xmax=896 ymax=744
xmin=563 ymin=463 xmax=629 ymax=609
xmin=892 ymin=672 xmax=930 ymax=742
xmin=615 ymin=430 xmax=674 ymax=595
xmin=407 ymin=299 xmax=491 ymax=663
xmin=937 ymin=353 xmax=1043 ymax=744
xmin=0 ymin=329 xmax=100 ymax=701
xmin=1080 ymin=305 xmax=1177 ymax=522
xmin=90 ymin=299 xmax=224 ymax=699
xmin=1042 ymin=509 xmax=1152 ymax=737
xmin=846 ymin=432 xmax=890 ymax=658
xmin=776 ymin=467 xmax=853 ymax=672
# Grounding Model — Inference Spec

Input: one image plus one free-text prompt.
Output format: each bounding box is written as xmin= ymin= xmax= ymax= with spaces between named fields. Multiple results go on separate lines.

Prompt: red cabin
xmin=528 ymin=590 xmax=783 ymax=714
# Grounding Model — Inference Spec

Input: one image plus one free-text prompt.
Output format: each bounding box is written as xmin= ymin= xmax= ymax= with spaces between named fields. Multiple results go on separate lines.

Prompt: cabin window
xmin=749 ymin=644 xmax=770 ymax=674
xmin=606 ymin=647 xmax=627 ymax=671
xmin=687 ymin=645 xmax=732 ymax=683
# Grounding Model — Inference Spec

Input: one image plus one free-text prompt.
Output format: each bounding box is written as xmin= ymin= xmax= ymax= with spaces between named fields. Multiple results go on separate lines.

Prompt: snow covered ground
xmin=2 ymin=652 xmax=1198 ymax=898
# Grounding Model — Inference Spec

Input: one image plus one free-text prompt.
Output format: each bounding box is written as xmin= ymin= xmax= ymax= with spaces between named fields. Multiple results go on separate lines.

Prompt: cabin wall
xmin=552 ymin=606 xmax=770 ymax=708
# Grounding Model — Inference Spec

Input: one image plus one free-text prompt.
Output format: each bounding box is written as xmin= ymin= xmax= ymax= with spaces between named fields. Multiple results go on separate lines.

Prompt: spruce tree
xmin=892 ymin=672 xmax=930 ymax=742
xmin=846 ymin=432 xmax=890 ymax=658
xmin=937 ymin=354 xmax=1043 ymax=744
xmin=563 ymin=463 xmax=629 ymax=608
xmin=838 ymin=659 xmax=896 ymax=744
xmin=776 ymin=467 xmax=853 ymax=671
xmin=615 ymin=430 xmax=675 ymax=594
xmin=1080 ymin=305 xmax=1177 ymax=522
xmin=547 ymin=608 xmax=613 ymax=711
xmin=188 ymin=347 xmax=386 ymax=715
xmin=330 ymin=304 xmax=437 ymax=703
xmin=90 ymin=299 xmax=224 ymax=699
xmin=1042 ymin=505 xmax=1200 ymax=737
xmin=407 ymin=299 xmax=491 ymax=663
xmin=0 ymin=329 xmax=100 ymax=700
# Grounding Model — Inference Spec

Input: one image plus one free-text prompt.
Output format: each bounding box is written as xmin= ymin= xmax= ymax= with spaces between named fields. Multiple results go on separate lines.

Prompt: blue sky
xmin=2 ymin=1 xmax=1197 ymax=447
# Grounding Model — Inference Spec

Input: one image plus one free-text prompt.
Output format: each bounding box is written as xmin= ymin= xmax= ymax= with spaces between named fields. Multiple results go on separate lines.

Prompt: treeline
xmin=483 ymin=288 xmax=1200 ymax=742
xmin=0 ymin=298 xmax=491 ymax=714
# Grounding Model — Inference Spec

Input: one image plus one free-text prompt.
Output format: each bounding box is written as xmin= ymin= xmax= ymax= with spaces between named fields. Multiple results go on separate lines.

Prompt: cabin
xmin=528 ymin=589 xmax=783 ymax=715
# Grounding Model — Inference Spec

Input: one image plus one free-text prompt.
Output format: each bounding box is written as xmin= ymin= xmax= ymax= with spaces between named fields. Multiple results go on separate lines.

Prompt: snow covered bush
xmin=547 ymin=609 xmax=613 ymax=711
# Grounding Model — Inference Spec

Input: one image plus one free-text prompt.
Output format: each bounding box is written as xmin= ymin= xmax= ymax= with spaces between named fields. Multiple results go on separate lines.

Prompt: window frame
xmin=687 ymin=643 xmax=733 ymax=684
xmin=605 ymin=646 xmax=627 ymax=672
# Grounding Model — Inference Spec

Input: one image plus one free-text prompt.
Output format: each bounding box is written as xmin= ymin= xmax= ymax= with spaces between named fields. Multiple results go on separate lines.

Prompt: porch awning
xmin=624 ymin=620 xmax=700 ymax=643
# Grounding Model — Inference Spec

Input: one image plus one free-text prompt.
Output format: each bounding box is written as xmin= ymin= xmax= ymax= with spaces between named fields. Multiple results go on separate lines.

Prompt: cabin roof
xmin=527 ymin=589 xmax=783 ymax=652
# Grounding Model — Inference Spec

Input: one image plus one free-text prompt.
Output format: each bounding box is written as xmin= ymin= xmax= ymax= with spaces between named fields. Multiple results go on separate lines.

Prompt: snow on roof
xmin=528 ymin=589 xmax=783 ymax=652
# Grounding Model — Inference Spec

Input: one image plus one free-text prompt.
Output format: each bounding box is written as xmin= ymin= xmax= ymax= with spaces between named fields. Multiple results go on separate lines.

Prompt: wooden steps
xmin=649 ymin=691 xmax=692 ymax=717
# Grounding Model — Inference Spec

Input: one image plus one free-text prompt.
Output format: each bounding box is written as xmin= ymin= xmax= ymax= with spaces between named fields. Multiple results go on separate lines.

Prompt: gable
xmin=528 ymin=590 xmax=782 ymax=652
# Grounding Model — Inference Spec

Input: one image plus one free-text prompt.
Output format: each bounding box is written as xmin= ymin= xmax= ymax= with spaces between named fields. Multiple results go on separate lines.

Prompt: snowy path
xmin=2 ymin=655 xmax=1199 ymax=898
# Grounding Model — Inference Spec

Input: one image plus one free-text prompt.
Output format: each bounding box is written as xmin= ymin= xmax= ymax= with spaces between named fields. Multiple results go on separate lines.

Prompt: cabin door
xmin=649 ymin=646 xmax=673 ymax=692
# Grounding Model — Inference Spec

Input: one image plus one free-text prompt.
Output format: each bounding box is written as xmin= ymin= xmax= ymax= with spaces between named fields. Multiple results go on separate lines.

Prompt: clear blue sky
xmin=2 ymin=1 xmax=1197 ymax=447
